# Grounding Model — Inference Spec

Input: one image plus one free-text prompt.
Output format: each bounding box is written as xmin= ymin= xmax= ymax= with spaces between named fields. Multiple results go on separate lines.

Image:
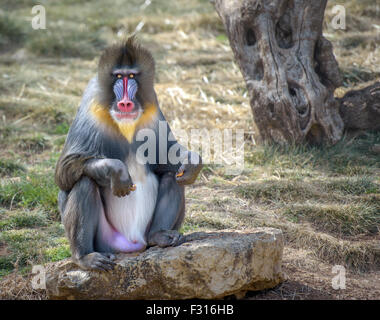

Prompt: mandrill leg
xmin=60 ymin=176 xmax=139 ymax=271
xmin=147 ymin=172 xmax=185 ymax=247
xmin=60 ymin=176 xmax=115 ymax=271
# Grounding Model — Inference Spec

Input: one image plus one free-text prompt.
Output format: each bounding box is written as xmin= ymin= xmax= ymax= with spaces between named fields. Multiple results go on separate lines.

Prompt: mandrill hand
xmin=176 ymin=151 xmax=203 ymax=186
xmin=84 ymin=158 xmax=136 ymax=197
xmin=110 ymin=162 xmax=135 ymax=197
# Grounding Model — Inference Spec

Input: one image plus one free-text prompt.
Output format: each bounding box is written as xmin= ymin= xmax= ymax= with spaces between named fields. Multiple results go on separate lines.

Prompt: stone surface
xmin=46 ymin=228 xmax=284 ymax=299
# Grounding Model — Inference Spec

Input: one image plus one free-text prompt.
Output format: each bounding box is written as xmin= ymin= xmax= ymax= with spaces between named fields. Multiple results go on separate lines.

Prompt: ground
xmin=0 ymin=0 xmax=379 ymax=300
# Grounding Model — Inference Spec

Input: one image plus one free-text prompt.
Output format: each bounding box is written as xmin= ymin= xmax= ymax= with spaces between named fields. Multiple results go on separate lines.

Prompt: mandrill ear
xmin=97 ymin=36 xmax=156 ymax=106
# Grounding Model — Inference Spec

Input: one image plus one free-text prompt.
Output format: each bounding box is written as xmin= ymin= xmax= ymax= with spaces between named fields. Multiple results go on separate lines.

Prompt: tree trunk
xmin=213 ymin=0 xmax=346 ymax=145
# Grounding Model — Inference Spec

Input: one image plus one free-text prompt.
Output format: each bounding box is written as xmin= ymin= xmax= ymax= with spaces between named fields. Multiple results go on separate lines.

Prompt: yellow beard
xmin=90 ymin=101 xmax=158 ymax=143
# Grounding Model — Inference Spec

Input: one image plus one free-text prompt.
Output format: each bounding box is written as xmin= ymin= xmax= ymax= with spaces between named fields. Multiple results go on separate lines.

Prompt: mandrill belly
xmin=103 ymin=167 xmax=159 ymax=252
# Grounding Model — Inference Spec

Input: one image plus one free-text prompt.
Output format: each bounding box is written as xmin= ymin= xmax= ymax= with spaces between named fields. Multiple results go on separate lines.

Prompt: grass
xmin=0 ymin=0 xmax=379 ymax=299
xmin=246 ymin=132 xmax=380 ymax=174
xmin=0 ymin=210 xmax=48 ymax=231
xmin=283 ymin=203 xmax=379 ymax=236
xmin=26 ymin=29 xmax=106 ymax=59
xmin=0 ymin=223 xmax=69 ymax=277
xmin=0 ymin=159 xmax=25 ymax=177
xmin=0 ymin=11 xmax=27 ymax=50
xmin=0 ymin=172 xmax=59 ymax=215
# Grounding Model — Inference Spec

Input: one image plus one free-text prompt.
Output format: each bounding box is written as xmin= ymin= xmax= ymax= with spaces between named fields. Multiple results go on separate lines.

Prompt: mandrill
xmin=55 ymin=37 xmax=202 ymax=271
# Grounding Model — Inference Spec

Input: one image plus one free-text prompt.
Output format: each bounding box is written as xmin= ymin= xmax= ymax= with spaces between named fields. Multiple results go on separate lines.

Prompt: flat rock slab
xmin=46 ymin=228 xmax=284 ymax=299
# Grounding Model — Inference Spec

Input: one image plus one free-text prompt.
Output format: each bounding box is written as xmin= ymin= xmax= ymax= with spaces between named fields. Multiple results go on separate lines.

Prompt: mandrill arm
xmin=175 ymin=150 xmax=203 ymax=186
xmin=83 ymin=158 xmax=135 ymax=197
xmin=148 ymin=119 xmax=203 ymax=185
xmin=146 ymin=150 xmax=202 ymax=248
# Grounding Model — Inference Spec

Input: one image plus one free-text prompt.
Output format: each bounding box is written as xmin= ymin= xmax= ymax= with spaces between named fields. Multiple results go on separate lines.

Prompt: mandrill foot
xmin=148 ymin=230 xmax=184 ymax=248
xmin=75 ymin=252 xmax=116 ymax=271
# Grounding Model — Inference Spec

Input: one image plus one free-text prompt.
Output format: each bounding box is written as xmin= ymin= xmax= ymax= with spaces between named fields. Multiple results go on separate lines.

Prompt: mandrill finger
xmin=176 ymin=173 xmax=191 ymax=185
xmin=171 ymin=233 xmax=184 ymax=246
xmin=94 ymin=263 xmax=110 ymax=271
xmin=101 ymin=261 xmax=116 ymax=269
xmin=117 ymin=189 xmax=129 ymax=197
xmin=93 ymin=266 xmax=106 ymax=272
xmin=97 ymin=258 xmax=115 ymax=269
xmin=102 ymin=253 xmax=116 ymax=261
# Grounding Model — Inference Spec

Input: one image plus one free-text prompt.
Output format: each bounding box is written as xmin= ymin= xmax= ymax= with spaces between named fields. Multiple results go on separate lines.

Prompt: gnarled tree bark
xmin=213 ymin=0 xmax=378 ymax=145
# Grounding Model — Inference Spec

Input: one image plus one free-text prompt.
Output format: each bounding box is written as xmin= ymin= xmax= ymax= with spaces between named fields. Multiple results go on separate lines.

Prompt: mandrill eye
xmin=129 ymin=73 xmax=135 ymax=79
xmin=116 ymin=74 xmax=122 ymax=79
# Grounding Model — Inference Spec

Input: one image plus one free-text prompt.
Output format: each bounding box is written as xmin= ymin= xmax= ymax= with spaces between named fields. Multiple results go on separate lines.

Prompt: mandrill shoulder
xmin=70 ymin=76 xmax=120 ymax=140
xmin=77 ymin=76 xmax=100 ymax=112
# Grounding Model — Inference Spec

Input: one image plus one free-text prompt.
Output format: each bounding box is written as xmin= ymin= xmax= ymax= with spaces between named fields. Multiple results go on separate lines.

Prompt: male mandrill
xmin=55 ymin=37 xmax=202 ymax=271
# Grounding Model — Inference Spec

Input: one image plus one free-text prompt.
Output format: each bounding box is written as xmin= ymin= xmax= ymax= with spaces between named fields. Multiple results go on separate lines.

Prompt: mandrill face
xmin=97 ymin=37 xmax=157 ymax=125
xmin=110 ymin=68 xmax=142 ymax=123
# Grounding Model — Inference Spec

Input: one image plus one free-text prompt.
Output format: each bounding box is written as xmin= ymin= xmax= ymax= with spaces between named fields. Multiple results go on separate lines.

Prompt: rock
xmin=45 ymin=228 xmax=284 ymax=299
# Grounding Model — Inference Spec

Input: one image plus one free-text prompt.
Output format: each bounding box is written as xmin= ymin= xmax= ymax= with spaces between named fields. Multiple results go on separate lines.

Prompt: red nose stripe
xmin=123 ymin=77 xmax=129 ymax=100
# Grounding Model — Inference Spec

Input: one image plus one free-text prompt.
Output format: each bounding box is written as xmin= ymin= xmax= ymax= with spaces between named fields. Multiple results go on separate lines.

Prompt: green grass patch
xmin=180 ymin=222 xmax=200 ymax=234
xmin=246 ymin=132 xmax=380 ymax=175
xmin=0 ymin=255 xmax=14 ymax=275
xmin=236 ymin=180 xmax=322 ymax=204
xmin=216 ymin=34 xmax=228 ymax=43
xmin=0 ymin=224 xmax=68 ymax=276
xmin=0 ymin=210 xmax=48 ymax=231
xmin=284 ymin=202 xmax=380 ymax=236
xmin=323 ymin=177 xmax=380 ymax=196
xmin=0 ymin=172 xmax=58 ymax=215
xmin=236 ymin=177 xmax=379 ymax=205
xmin=0 ymin=124 xmax=13 ymax=140
xmin=17 ymin=135 xmax=50 ymax=153
xmin=54 ymin=123 xmax=70 ymax=135
xmin=0 ymin=12 xmax=26 ymax=50
xmin=53 ymin=136 xmax=67 ymax=148
xmin=30 ymin=105 xmax=75 ymax=127
xmin=44 ymin=238 xmax=71 ymax=262
xmin=184 ymin=213 xmax=234 ymax=230
xmin=0 ymin=159 xmax=25 ymax=177
xmin=0 ymin=229 xmax=45 ymax=270
xmin=27 ymin=29 xmax=106 ymax=58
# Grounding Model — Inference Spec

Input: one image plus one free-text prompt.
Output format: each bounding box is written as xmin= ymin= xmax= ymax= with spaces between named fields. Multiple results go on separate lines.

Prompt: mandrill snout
xmin=117 ymin=98 xmax=135 ymax=112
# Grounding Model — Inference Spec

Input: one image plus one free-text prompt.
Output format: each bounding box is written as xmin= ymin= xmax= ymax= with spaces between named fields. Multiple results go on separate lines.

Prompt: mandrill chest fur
xmin=103 ymin=155 xmax=159 ymax=248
